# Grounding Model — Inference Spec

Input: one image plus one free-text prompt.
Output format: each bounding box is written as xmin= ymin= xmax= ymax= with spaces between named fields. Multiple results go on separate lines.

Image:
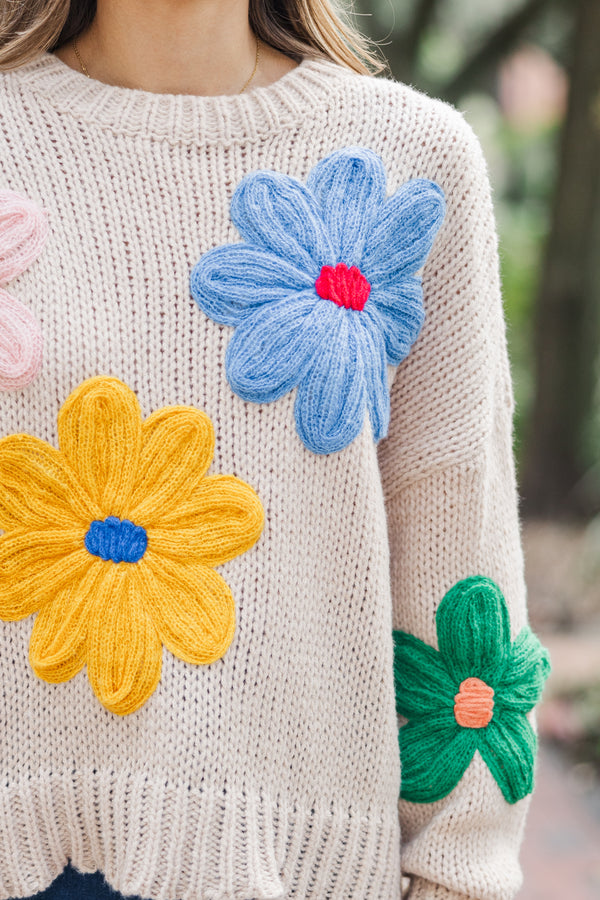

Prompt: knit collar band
xmin=11 ymin=50 xmax=348 ymax=143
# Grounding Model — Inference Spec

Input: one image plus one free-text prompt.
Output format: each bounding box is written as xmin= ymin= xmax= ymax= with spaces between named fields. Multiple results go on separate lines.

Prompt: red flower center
xmin=315 ymin=262 xmax=371 ymax=311
xmin=454 ymin=677 xmax=494 ymax=728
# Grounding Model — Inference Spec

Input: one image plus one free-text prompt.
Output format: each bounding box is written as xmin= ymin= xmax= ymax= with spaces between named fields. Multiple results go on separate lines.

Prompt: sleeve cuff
xmin=404 ymin=877 xmax=472 ymax=900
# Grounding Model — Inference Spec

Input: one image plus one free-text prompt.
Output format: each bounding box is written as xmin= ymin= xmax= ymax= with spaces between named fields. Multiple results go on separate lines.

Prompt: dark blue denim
xmin=16 ymin=863 xmax=147 ymax=900
xmin=17 ymin=863 xmax=255 ymax=899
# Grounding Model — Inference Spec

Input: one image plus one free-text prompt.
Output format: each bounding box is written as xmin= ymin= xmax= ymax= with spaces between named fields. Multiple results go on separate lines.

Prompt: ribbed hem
xmin=0 ymin=768 xmax=401 ymax=899
xmin=7 ymin=50 xmax=353 ymax=144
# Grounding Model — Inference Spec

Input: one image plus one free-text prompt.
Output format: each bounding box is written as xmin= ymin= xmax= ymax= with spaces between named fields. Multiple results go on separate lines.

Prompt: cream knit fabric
xmin=0 ymin=49 xmax=536 ymax=900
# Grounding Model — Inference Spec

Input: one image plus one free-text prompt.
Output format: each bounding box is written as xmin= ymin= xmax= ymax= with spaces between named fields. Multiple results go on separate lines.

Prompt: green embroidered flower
xmin=393 ymin=575 xmax=551 ymax=805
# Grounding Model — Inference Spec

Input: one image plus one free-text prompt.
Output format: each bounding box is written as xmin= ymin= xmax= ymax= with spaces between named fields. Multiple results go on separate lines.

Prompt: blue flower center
xmin=84 ymin=516 xmax=148 ymax=564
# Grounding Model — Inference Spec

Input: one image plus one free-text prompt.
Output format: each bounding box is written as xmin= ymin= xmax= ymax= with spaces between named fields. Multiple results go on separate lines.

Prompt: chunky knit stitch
xmin=0 ymin=49 xmax=539 ymax=900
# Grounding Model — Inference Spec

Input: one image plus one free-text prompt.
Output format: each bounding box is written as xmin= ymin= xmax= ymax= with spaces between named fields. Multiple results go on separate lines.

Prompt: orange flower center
xmin=454 ymin=676 xmax=494 ymax=728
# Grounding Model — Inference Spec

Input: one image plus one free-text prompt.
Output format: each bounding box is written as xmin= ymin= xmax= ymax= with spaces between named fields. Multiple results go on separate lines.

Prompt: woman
xmin=0 ymin=2 xmax=550 ymax=899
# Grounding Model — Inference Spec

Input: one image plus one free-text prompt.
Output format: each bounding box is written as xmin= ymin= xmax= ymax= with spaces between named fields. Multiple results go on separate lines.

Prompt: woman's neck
xmin=53 ymin=0 xmax=298 ymax=95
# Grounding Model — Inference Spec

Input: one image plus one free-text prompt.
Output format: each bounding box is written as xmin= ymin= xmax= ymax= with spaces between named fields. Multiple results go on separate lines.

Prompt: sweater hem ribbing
xmin=0 ymin=768 xmax=401 ymax=900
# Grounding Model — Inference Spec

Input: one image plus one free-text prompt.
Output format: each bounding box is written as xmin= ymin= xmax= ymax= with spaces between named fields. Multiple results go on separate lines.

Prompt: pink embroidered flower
xmin=0 ymin=189 xmax=49 ymax=391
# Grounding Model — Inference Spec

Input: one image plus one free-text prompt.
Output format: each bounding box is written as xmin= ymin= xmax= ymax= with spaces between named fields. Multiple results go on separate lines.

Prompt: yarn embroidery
xmin=0 ymin=376 xmax=264 ymax=716
xmin=84 ymin=516 xmax=148 ymax=564
xmin=315 ymin=262 xmax=371 ymax=311
xmin=392 ymin=575 xmax=551 ymax=805
xmin=0 ymin=189 xmax=49 ymax=391
xmin=190 ymin=146 xmax=446 ymax=455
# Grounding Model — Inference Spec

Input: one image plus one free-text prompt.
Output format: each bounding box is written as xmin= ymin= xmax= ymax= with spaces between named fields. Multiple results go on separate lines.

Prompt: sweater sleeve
xmin=377 ymin=110 xmax=548 ymax=900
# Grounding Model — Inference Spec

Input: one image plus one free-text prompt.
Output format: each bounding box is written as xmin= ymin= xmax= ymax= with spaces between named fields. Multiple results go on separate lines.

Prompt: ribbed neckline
xmin=9 ymin=49 xmax=352 ymax=143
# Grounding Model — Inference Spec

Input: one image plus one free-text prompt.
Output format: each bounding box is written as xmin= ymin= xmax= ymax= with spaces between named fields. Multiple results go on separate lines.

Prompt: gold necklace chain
xmin=240 ymin=35 xmax=261 ymax=94
xmin=71 ymin=34 xmax=261 ymax=94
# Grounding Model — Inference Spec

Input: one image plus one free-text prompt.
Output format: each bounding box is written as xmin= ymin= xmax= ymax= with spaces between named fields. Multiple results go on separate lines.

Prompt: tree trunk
xmin=520 ymin=0 xmax=600 ymax=518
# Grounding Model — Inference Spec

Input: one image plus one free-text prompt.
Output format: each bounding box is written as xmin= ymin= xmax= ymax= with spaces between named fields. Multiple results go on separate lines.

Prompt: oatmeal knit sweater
xmin=0 ymin=49 xmax=549 ymax=900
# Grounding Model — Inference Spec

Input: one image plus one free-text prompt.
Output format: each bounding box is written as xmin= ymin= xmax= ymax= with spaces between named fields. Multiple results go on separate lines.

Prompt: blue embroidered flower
xmin=191 ymin=147 xmax=446 ymax=455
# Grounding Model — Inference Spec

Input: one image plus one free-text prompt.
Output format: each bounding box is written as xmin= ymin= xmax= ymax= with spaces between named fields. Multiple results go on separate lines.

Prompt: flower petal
xmin=230 ymin=170 xmax=334 ymax=275
xmin=225 ymin=291 xmax=331 ymax=403
xmin=149 ymin=474 xmax=264 ymax=566
xmin=365 ymin=276 xmax=425 ymax=366
xmin=86 ymin=565 xmax=162 ymax=716
xmin=294 ymin=310 xmax=367 ymax=454
xmin=0 ymin=189 xmax=49 ymax=284
xmin=0 ymin=287 xmax=43 ymax=391
xmin=305 ymin=147 xmax=386 ymax=264
xmin=436 ymin=576 xmax=511 ymax=687
xmin=362 ymin=179 xmax=446 ymax=284
xmin=57 ymin=376 xmax=143 ymax=518
xmin=0 ymin=433 xmax=95 ymax=530
xmin=399 ymin=712 xmax=477 ymax=803
xmin=495 ymin=627 xmax=551 ymax=714
xmin=355 ymin=314 xmax=389 ymax=441
xmin=393 ymin=630 xmax=455 ymax=719
xmin=479 ymin=714 xmax=537 ymax=804
xmin=190 ymin=243 xmax=313 ymax=326
xmin=141 ymin=554 xmax=236 ymax=665
xmin=0 ymin=530 xmax=90 ymax=620
xmin=29 ymin=560 xmax=104 ymax=683
xmin=129 ymin=406 xmax=215 ymax=525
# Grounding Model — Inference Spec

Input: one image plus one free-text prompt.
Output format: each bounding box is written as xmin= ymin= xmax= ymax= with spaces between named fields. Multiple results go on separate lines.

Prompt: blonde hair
xmin=0 ymin=0 xmax=385 ymax=74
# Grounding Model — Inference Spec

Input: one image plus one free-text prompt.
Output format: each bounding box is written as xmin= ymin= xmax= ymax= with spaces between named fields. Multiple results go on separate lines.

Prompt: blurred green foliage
xmin=480 ymin=115 xmax=560 ymax=461
xmin=351 ymin=0 xmax=572 ymax=470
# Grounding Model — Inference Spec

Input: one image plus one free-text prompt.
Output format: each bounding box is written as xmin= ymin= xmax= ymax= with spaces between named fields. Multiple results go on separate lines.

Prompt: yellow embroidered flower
xmin=0 ymin=376 xmax=264 ymax=715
